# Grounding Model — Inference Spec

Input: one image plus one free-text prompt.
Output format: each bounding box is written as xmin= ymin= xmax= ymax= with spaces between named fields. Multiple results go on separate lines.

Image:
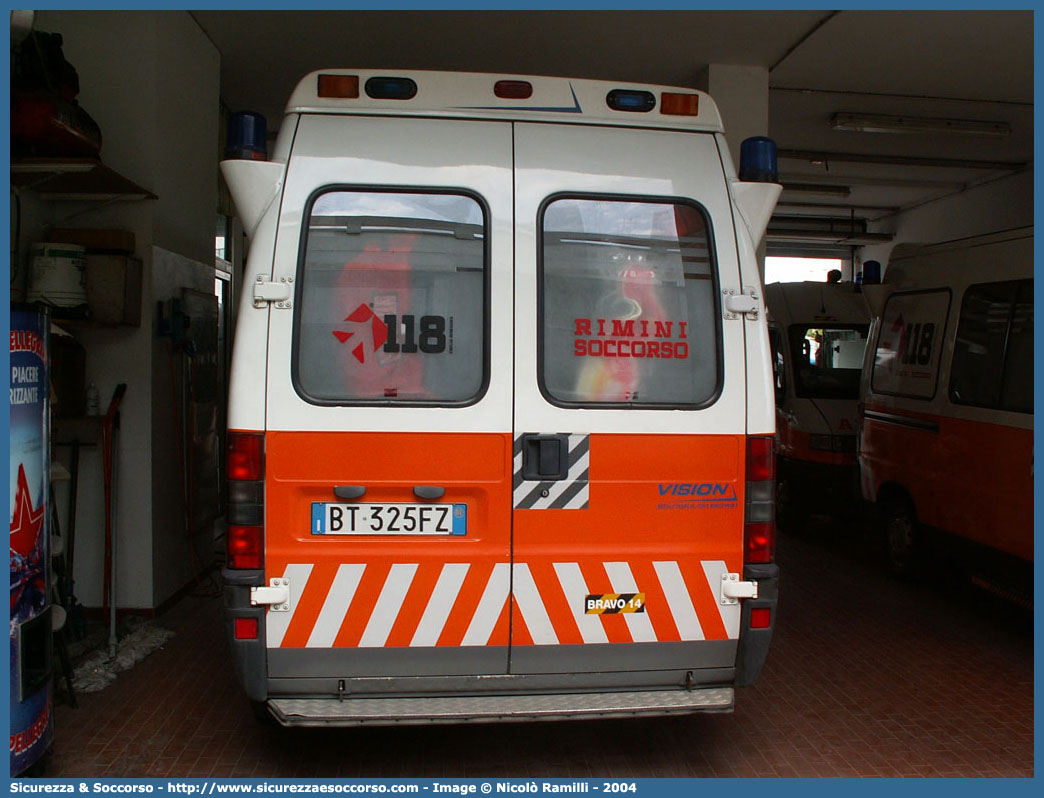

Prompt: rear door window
xmin=871 ymin=289 xmax=950 ymax=400
xmin=293 ymin=189 xmax=488 ymax=405
xmin=788 ymin=324 xmax=869 ymax=399
xmin=539 ymin=196 xmax=720 ymax=408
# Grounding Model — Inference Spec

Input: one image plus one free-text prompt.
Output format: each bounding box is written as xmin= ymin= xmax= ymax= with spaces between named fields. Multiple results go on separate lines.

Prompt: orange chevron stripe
xmin=333 ymin=561 xmax=391 ymax=647
xmin=384 ymin=562 xmax=441 ymax=647
xmin=278 ymin=562 xmax=327 ymax=648
xmin=441 ymin=562 xmax=502 ymax=647
xmin=679 ymin=558 xmax=727 ymax=641
xmin=580 ymin=560 xmax=631 ymax=644
xmin=629 ymin=559 xmax=681 ymax=642
xmin=509 ymin=594 xmax=535 ymax=647
xmin=533 ymin=561 xmax=583 ymax=645
xmin=488 ymin=592 xmax=511 ymax=648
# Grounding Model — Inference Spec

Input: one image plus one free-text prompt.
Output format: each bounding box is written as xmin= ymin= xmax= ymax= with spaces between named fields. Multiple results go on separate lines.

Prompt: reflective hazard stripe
xmin=306 ymin=563 xmax=365 ymax=648
xmin=360 ymin=563 xmax=418 ymax=647
xmin=701 ymin=560 xmax=740 ymax=639
xmin=462 ymin=562 xmax=511 ymax=647
xmin=512 ymin=563 xmax=559 ymax=645
xmin=653 ymin=561 xmax=705 ymax=641
xmin=267 ymin=563 xmax=314 ymax=648
xmin=268 ymin=559 xmax=736 ymax=648
xmin=410 ymin=563 xmax=470 ymax=647
xmin=554 ymin=562 xmax=608 ymax=644
xmin=604 ymin=561 xmax=657 ymax=643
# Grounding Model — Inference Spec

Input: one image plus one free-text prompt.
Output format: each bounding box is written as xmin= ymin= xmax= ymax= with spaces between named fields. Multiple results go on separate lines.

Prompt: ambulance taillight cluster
xmin=226 ymin=432 xmax=265 ymax=571
xmin=744 ymin=436 xmax=776 ymax=565
xmin=312 ymin=72 xmax=704 ymax=116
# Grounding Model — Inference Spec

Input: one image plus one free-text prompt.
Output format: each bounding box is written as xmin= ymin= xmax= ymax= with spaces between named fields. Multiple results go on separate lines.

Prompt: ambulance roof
xmin=765 ymin=281 xmax=871 ymax=327
xmin=285 ymin=69 xmax=724 ymax=132
xmin=884 ymin=226 xmax=1032 ymax=289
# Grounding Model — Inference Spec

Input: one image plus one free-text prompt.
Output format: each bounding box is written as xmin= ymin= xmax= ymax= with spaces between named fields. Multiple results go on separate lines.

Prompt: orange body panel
xmin=262 ymin=431 xmax=749 ymax=654
xmin=511 ymin=433 xmax=745 ymax=648
xmin=861 ymin=405 xmax=1033 ymax=562
xmin=265 ymin=431 xmax=513 ymax=648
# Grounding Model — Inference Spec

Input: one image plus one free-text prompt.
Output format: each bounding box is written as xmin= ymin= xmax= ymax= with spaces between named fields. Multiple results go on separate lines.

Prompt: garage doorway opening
xmin=766 ymin=256 xmax=844 ymax=284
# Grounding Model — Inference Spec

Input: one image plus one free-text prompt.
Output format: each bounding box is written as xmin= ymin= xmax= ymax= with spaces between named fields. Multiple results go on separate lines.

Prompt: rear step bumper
xmin=268 ymin=688 xmax=734 ymax=727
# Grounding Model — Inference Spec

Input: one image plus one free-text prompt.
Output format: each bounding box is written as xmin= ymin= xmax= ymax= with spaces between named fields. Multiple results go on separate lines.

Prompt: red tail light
xmin=234 ymin=617 xmax=259 ymax=640
xmin=227 ymin=525 xmax=264 ymax=570
xmin=744 ymin=522 xmax=775 ymax=564
xmin=227 ymin=431 xmax=264 ymax=570
xmin=750 ymin=607 xmax=772 ymax=629
xmin=228 ymin=432 xmax=264 ymax=481
xmin=744 ymin=436 xmax=776 ymax=564
xmin=745 ymin=435 xmax=775 ymax=482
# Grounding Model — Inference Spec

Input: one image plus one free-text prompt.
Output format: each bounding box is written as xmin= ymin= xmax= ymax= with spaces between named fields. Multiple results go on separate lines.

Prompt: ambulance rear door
xmin=262 ymin=114 xmax=514 ymax=681
xmin=510 ymin=122 xmax=750 ymax=680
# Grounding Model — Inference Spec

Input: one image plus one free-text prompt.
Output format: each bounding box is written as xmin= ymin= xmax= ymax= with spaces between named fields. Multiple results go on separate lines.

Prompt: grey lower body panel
xmin=267 ymin=639 xmax=736 ymax=679
xmin=268 ymin=666 xmax=735 ymax=699
xmin=224 ymin=567 xmax=773 ymax=725
xmin=268 ymin=687 xmax=734 ymax=727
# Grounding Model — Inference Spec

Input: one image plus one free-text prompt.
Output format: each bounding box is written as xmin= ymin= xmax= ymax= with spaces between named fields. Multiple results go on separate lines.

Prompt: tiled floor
xmin=43 ymin=519 xmax=1033 ymax=778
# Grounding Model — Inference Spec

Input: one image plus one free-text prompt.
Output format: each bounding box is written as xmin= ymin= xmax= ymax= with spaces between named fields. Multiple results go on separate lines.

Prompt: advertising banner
xmin=10 ymin=306 xmax=53 ymax=775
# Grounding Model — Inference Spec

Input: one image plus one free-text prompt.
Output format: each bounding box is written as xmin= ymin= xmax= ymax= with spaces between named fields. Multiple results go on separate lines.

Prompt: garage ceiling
xmin=191 ymin=10 xmax=1033 ymax=254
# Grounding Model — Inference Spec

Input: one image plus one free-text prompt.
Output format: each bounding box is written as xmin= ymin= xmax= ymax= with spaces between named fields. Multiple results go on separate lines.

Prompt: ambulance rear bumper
xmin=265 ymin=687 xmax=734 ymax=727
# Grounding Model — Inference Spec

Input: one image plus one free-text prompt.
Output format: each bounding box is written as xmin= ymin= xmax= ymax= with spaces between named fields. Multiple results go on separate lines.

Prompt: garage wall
xmin=860 ymin=169 xmax=1032 ymax=268
xmin=35 ymin=10 xmax=220 ymax=610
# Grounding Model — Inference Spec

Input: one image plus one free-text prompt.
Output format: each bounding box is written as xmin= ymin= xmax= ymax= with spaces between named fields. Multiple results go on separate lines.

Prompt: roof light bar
xmin=365 ymin=77 xmax=418 ymax=100
xmin=660 ymin=92 xmax=699 ymax=116
xmin=317 ymin=74 xmax=359 ymax=99
xmin=606 ymin=89 xmax=655 ymax=113
xmin=495 ymin=80 xmax=533 ymax=100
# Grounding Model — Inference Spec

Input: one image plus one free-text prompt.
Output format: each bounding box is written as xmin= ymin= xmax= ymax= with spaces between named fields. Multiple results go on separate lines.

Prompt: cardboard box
xmin=47 ymin=227 xmax=136 ymax=254
xmin=86 ymin=255 xmax=142 ymax=326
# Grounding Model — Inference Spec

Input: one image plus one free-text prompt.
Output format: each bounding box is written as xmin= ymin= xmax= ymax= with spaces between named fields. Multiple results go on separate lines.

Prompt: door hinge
xmin=253 ymin=276 xmax=294 ymax=309
xmin=723 ymin=287 xmax=761 ymax=320
xmin=251 ymin=578 xmax=291 ymax=611
xmin=719 ymin=572 xmax=758 ymax=605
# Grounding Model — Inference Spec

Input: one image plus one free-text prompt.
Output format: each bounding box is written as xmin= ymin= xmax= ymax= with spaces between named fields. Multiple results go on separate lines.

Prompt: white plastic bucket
xmin=27 ymin=243 xmax=87 ymax=307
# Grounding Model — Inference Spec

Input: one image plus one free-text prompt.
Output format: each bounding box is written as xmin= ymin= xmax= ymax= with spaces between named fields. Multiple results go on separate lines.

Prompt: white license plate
xmin=311 ymin=503 xmax=467 ymax=536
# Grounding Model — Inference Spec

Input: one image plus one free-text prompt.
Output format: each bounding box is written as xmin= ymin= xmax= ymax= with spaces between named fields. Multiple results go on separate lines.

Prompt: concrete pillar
xmin=697 ymin=64 xmax=771 ymax=280
xmin=696 ymin=64 xmax=770 ymax=169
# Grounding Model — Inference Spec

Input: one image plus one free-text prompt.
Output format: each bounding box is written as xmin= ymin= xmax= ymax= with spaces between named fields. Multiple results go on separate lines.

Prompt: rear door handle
xmin=521 ymin=434 xmax=570 ymax=481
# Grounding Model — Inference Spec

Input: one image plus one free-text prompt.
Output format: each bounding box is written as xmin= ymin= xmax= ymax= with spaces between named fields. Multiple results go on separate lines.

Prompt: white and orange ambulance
xmin=859 ymin=228 xmax=1033 ymax=588
xmin=220 ymin=70 xmax=782 ymax=726
xmin=765 ymin=281 xmax=870 ymax=530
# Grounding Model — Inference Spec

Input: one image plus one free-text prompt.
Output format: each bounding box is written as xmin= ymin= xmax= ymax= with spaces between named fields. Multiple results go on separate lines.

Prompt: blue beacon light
xmin=739 ymin=136 xmax=779 ymax=183
xmin=226 ymin=111 xmax=268 ymax=161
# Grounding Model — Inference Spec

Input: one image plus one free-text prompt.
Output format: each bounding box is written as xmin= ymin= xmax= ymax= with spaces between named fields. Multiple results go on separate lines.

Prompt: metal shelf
xmin=11 ymin=158 xmax=156 ymax=201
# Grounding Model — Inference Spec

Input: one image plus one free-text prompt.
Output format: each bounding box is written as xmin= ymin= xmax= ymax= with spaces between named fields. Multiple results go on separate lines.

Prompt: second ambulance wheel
xmin=882 ymin=495 xmax=919 ymax=578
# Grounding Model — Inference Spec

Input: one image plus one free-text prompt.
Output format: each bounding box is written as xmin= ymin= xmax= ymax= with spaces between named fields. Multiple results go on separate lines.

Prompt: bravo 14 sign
xmin=872 ymin=290 xmax=950 ymax=398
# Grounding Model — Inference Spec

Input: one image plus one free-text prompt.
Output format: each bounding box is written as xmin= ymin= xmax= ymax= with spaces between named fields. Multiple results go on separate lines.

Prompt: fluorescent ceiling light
xmin=766 ymin=229 xmax=893 ymax=245
xmin=781 ymin=182 xmax=851 ymax=196
xmin=831 ymin=112 xmax=1010 ymax=138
